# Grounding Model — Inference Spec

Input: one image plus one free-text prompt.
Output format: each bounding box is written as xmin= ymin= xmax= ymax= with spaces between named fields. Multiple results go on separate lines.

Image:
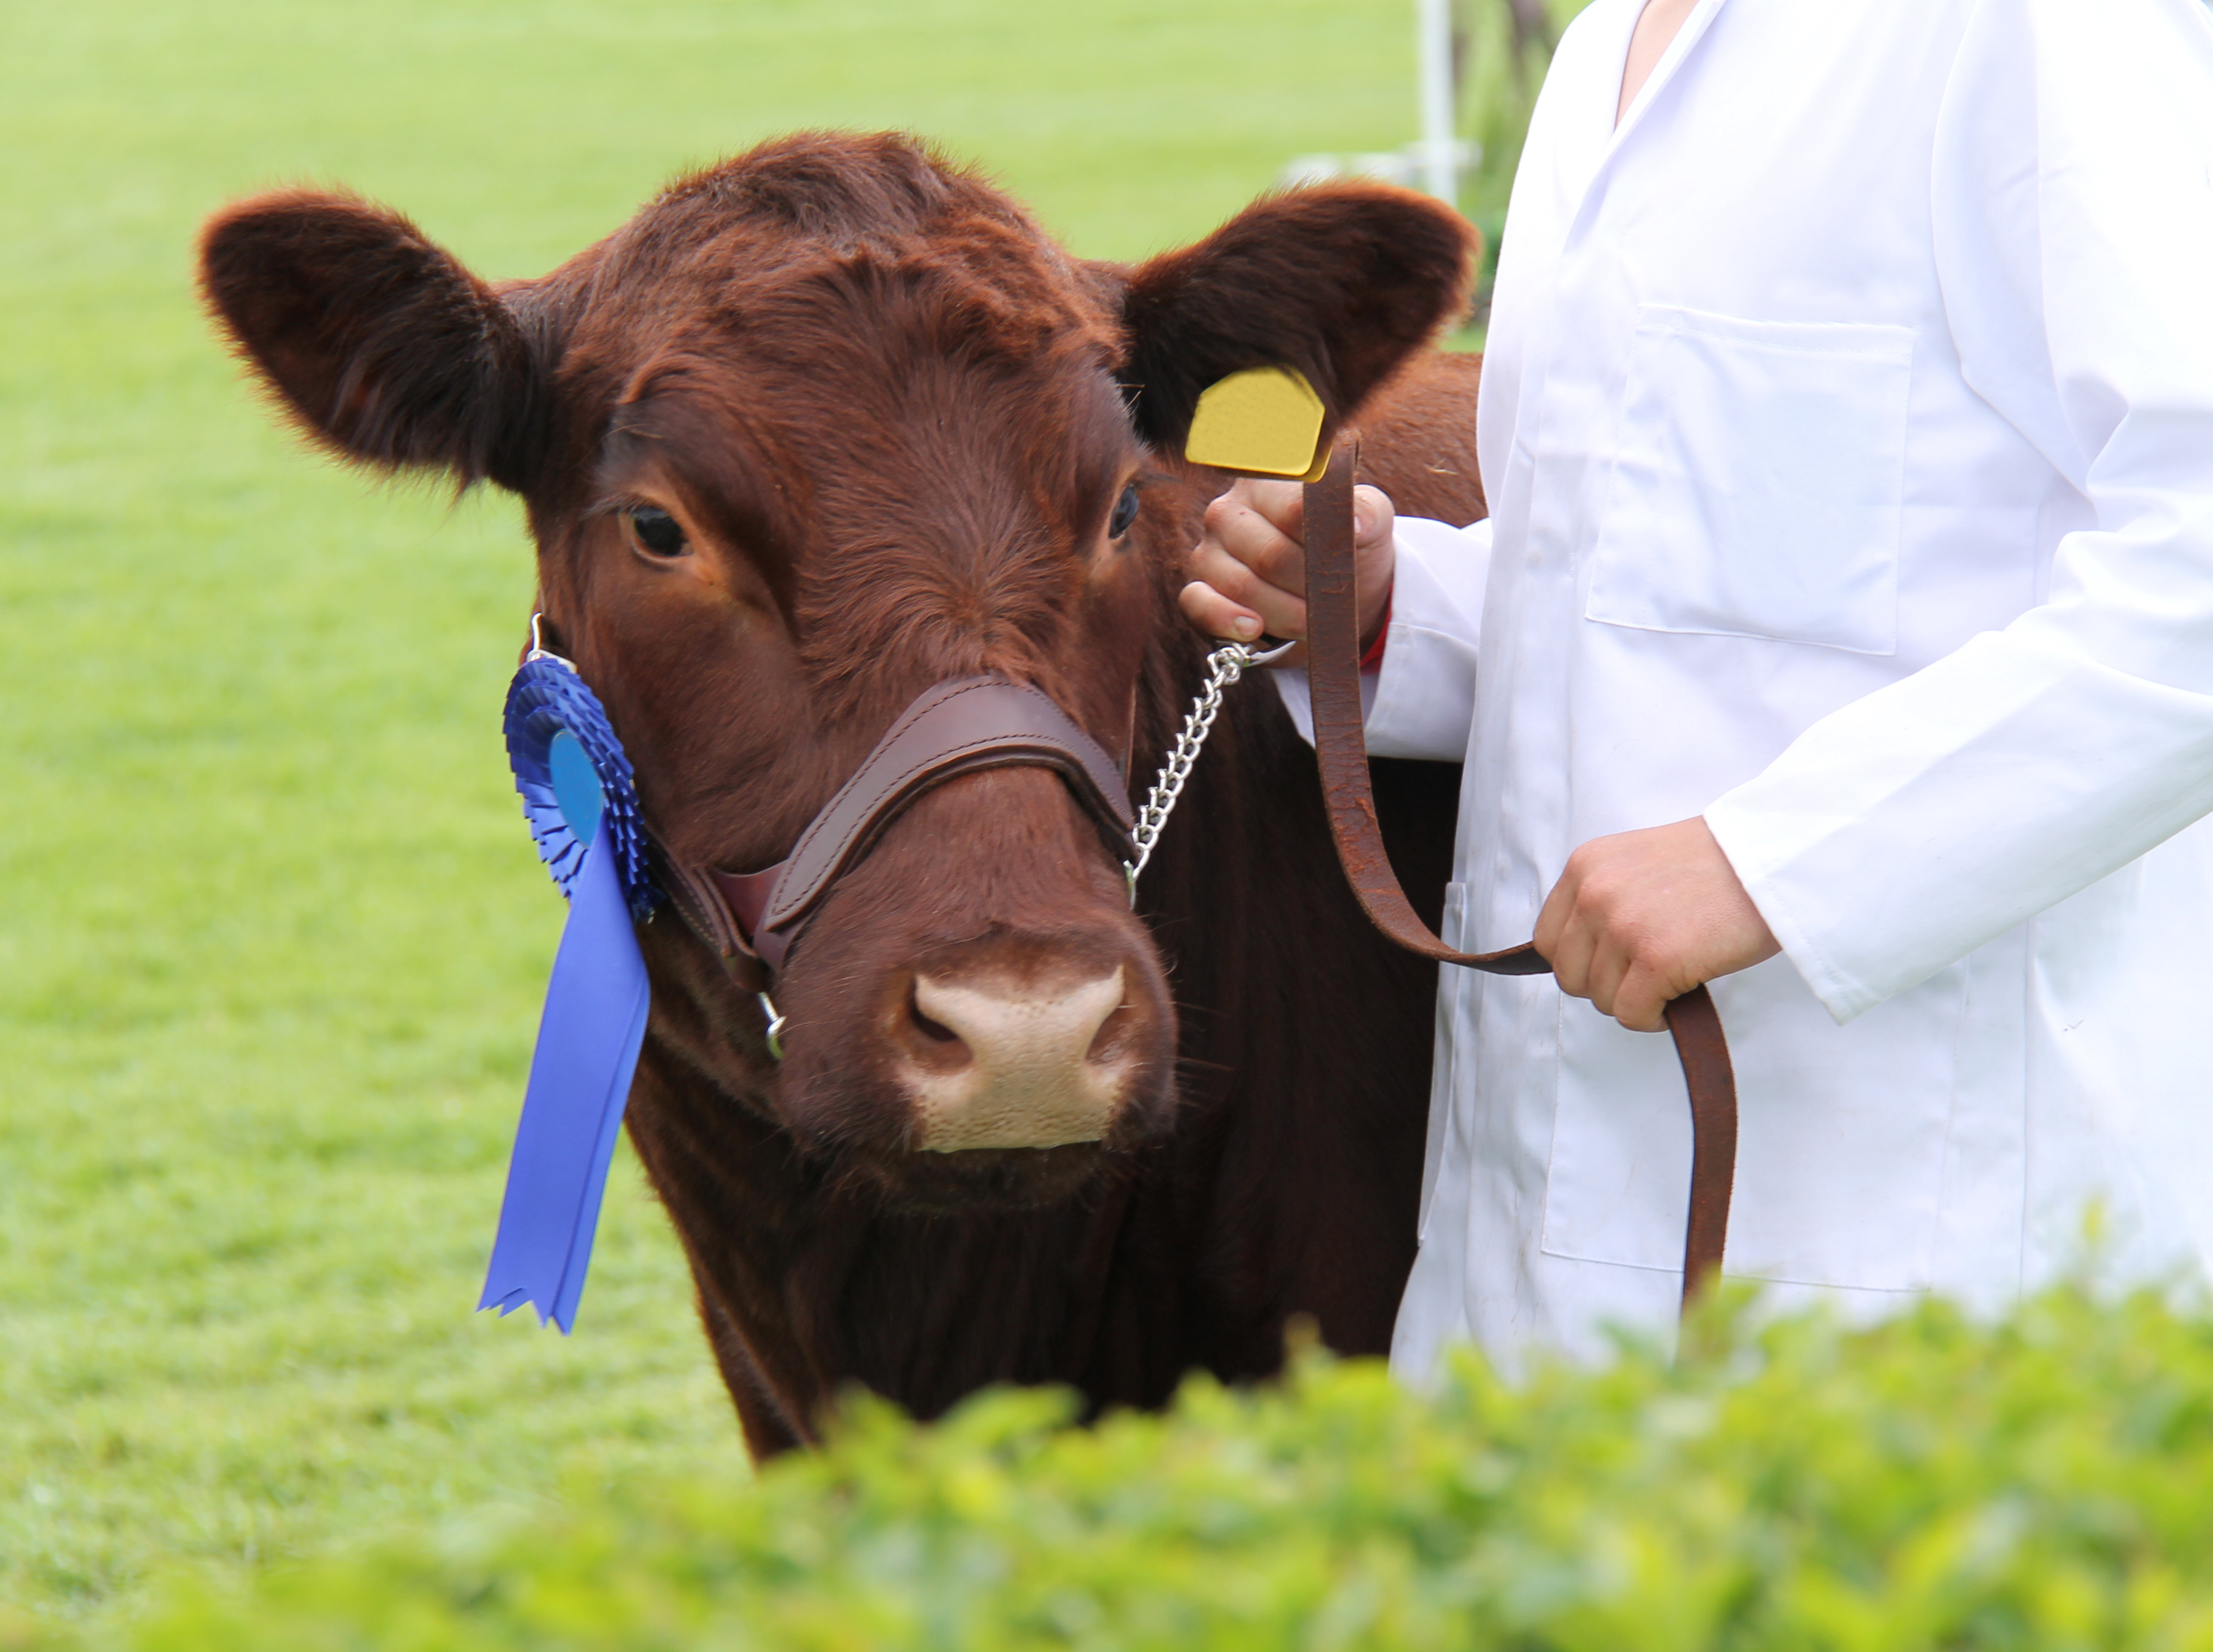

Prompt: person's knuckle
xmin=1574 ymin=874 xmax=1621 ymax=921
xmin=1254 ymin=538 xmax=1300 ymax=584
xmin=1221 ymin=555 xmax=1274 ymax=592
xmin=1230 ymin=516 xmax=1285 ymax=567
xmin=1622 ymin=960 xmax=1674 ymax=1018
xmin=1192 ymin=537 xmax=1238 ymax=573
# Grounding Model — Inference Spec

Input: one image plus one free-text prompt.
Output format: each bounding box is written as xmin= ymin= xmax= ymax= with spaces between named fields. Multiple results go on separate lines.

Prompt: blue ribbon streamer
xmin=481 ymin=651 xmax=661 ymax=1333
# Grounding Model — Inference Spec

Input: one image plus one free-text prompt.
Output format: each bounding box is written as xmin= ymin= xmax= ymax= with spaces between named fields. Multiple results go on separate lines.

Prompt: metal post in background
xmin=1415 ymin=0 xmax=1458 ymax=202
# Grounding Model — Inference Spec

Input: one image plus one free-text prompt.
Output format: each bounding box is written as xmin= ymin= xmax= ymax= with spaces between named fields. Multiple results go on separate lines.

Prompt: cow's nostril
xmin=908 ymin=994 xmax=963 ymax=1047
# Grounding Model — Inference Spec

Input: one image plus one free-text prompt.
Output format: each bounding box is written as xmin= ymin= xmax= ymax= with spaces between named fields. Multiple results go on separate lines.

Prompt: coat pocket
xmin=1584 ymin=305 xmax=1912 ymax=655
xmin=1540 ymin=958 xmax=1964 ymax=1294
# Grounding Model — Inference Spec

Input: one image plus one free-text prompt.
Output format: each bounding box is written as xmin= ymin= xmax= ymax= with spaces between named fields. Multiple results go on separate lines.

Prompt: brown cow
xmin=199 ymin=132 xmax=1485 ymax=1456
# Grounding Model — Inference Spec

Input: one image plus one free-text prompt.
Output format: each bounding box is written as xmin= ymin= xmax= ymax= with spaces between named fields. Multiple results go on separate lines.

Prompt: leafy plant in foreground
xmin=78 ymin=1282 xmax=2213 ymax=1650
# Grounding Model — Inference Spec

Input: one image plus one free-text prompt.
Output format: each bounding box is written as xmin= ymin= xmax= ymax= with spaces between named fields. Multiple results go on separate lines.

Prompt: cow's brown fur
xmin=200 ymin=133 xmax=1485 ymax=1456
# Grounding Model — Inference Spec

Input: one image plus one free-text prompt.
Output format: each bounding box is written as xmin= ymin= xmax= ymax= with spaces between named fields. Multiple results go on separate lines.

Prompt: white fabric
xmin=1343 ymin=0 xmax=2213 ymax=1375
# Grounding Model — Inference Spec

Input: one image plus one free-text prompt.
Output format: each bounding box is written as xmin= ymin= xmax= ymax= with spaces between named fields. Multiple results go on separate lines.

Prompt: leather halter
xmin=1299 ymin=434 xmax=1741 ymax=1308
xmin=661 ymin=676 xmax=1135 ymax=975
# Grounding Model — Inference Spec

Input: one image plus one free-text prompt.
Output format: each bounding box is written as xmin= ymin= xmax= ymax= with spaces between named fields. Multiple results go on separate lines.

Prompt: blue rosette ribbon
xmin=480 ymin=645 xmax=663 ymax=1333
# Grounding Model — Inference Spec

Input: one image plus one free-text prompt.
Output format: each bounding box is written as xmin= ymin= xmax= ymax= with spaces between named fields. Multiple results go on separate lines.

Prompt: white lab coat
xmin=1289 ymin=0 xmax=2213 ymax=1371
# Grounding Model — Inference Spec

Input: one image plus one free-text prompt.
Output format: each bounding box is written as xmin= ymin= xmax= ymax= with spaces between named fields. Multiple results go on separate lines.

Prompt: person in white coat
xmin=1183 ymin=0 xmax=2213 ymax=1372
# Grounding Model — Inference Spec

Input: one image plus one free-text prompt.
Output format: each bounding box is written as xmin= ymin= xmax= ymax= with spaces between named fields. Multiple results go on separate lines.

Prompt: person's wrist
xmin=1359 ymin=590 xmax=1393 ymax=669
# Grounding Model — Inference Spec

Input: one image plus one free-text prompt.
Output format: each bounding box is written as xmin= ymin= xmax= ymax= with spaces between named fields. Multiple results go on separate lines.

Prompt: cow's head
xmin=200 ymin=134 xmax=1471 ymax=1209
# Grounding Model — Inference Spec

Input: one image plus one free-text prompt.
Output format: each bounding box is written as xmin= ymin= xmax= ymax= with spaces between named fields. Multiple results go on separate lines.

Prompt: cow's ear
xmin=198 ymin=190 xmax=551 ymax=491
xmin=1111 ymin=184 xmax=1476 ymax=459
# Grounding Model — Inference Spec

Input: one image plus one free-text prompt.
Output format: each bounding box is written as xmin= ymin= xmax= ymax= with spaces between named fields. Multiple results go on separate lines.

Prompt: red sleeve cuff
xmin=1358 ymin=598 xmax=1392 ymax=673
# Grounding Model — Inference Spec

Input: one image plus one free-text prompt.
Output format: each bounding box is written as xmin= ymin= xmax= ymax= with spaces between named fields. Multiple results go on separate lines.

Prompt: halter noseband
xmin=657 ymin=675 xmax=1136 ymax=977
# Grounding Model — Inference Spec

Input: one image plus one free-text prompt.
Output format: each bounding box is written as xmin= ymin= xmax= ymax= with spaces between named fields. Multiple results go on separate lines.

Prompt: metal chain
xmin=1124 ymin=637 xmax=1295 ymax=902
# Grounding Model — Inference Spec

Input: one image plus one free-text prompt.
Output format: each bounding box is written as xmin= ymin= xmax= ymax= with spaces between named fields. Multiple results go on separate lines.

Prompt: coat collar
xmin=1611 ymin=0 xmax=1730 ymax=149
xmin=1566 ymin=0 xmax=1732 ymax=233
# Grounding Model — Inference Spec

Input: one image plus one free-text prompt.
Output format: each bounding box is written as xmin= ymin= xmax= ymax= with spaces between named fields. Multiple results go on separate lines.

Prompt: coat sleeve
xmin=1704 ymin=0 xmax=2213 ymax=1023
xmin=1271 ymin=513 xmax=1489 ymax=759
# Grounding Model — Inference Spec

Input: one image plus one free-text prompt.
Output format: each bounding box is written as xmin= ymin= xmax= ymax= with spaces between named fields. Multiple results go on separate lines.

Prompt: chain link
xmin=1124 ymin=638 xmax=1294 ymax=901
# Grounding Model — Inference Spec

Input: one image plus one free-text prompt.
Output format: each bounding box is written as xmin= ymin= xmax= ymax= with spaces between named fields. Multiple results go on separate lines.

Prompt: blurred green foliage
xmin=52 ymin=1282 xmax=2213 ymax=1651
xmin=1459 ymin=0 xmax=1600 ymax=218
xmin=1458 ymin=0 xmax=1599 ymax=305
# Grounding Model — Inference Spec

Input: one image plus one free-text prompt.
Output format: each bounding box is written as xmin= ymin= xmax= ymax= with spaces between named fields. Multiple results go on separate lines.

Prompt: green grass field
xmin=0 ymin=0 xmax=1451 ymax=1629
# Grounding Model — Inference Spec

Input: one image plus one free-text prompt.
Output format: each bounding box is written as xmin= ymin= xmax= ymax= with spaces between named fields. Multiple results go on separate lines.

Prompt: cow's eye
xmin=1108 ymin=481 xmax=1141 ymax=540
xmin=625 ymin=506 xmax=687 ymax=557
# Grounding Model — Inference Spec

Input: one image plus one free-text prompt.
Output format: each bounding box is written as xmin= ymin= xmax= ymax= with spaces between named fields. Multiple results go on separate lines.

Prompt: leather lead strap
xmin=1299 ymin=434 xmax=1738 ymax=1310
xmin=1665 ymin=980 xmax=1737 ymax=1307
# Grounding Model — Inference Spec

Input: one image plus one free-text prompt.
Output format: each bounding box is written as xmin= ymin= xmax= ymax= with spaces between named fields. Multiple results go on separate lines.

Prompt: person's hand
xmin=1178 ymin=477 xmax=1396 ymax=665
xmin=1534 ymin=818 xmax=1781 ymax=1032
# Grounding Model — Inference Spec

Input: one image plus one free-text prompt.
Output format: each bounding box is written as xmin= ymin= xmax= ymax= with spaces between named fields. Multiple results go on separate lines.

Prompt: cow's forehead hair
xmin=529 ymin=133 xmax=1137 ymax=546
xmin=563 ymin=132 xmax=1124 ymax=377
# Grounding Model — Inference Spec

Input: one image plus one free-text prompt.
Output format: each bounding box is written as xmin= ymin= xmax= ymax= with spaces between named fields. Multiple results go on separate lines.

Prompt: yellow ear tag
xmin=1185 ymin=366 xmax=1328 ymax=480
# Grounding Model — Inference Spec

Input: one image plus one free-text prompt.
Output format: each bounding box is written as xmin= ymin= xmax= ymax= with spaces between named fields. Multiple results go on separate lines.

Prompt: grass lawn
xmin=0 ymin=0 xmax=1441 ymax=1628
